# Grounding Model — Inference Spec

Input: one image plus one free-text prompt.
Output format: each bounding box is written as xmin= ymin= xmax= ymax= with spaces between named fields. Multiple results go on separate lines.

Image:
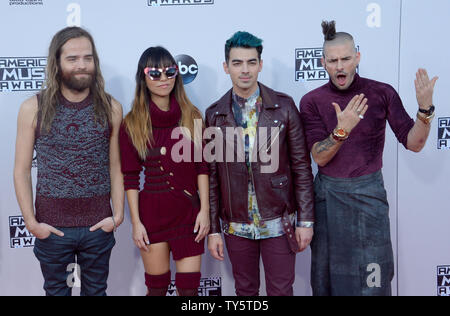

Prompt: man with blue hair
xmin=205 ymin=31 xmax=315 ymax=296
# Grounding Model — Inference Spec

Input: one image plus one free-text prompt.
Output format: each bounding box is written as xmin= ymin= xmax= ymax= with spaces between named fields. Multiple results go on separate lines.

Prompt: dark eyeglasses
xmin=144 ymin=65 xmax=179 ymax=81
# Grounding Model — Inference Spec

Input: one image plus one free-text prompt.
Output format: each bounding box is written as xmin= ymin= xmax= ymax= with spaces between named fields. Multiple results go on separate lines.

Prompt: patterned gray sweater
xmin=34 ymin=93 xmax=112 ymax=227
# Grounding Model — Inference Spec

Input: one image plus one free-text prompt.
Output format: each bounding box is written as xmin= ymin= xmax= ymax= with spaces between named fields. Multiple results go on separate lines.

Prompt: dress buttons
xmin=160 ymin=166 xmax=164 ymax=171
xmin=275 ymin=104 xmax=279 ymax=108
xmin=160 ymin=147 xmax=167 ymax=156
xmin=169 ymin=172 xmax=174 ymax=177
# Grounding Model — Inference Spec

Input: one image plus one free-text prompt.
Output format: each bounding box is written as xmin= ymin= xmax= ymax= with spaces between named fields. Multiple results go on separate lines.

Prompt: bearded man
xmin=14 ymin=27 xmax=124 ymax=296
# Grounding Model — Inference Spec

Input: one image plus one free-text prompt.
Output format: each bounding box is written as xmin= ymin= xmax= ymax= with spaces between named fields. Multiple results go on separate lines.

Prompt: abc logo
xmin=175 ymin=54 xmax=198 ymax=85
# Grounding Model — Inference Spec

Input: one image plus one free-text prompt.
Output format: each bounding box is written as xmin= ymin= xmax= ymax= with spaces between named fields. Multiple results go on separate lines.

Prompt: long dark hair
xmin=38 ymin=26 xmax=112 ymax=133
xmin=123 ymin=46 xmax=203 ymax=160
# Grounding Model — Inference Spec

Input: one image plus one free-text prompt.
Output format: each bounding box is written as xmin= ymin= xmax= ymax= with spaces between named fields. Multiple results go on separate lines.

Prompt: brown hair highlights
xmin=123 ymin=46 xmax=204 ymax=160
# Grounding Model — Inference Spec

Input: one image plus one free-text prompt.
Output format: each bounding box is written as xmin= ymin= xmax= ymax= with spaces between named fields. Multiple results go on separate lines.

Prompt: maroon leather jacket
xmin=205 ymin=83 xmax=314 ymax=234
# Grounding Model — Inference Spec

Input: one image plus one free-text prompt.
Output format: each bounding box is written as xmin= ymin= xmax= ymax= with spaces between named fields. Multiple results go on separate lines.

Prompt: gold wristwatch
xmin=416 ymin=105 xmax=435 ymax=125
xmin=332 ymin=127 xmax=349 ymax=141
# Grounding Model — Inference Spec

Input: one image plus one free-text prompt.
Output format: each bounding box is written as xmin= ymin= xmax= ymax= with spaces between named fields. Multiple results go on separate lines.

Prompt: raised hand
xmin=415 ymin=68 xmax=438 ymax=110
xmin=332 ymin=93 xmax=369 ymax=133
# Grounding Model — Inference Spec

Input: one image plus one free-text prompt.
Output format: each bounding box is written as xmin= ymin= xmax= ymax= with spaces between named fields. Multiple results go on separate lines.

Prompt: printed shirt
xmin=222 ymin=87 xmax=295 ymax=240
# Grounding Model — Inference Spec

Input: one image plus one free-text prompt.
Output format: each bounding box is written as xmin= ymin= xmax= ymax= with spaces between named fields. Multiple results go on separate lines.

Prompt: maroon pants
xmin=224 ymin=234 xmax=296 ymax=296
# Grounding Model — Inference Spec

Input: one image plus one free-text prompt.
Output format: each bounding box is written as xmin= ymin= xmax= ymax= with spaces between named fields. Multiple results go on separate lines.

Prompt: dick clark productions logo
xmin=9 ymin=0 xmax=43 ymax=5
xmin=148 ymin=0 xmax=214 ymax=6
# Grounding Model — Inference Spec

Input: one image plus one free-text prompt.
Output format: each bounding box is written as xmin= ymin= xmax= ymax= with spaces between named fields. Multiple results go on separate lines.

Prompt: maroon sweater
xmin=35 ymin=93 xmax=112 ymax=227
xmin=119 ymin=96 xmax=209 ymax=243
xmin=300 ymin=74 xmax=415 ymax=178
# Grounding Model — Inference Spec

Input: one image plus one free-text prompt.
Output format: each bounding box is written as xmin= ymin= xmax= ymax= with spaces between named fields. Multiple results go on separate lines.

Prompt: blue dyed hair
xmin=225 ymin=31 xmax=263 ymax=63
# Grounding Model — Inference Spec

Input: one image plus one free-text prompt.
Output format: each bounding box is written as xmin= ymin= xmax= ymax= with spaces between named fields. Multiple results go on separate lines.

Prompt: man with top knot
xmin=299 ymin=20 xmax=438 ymax=296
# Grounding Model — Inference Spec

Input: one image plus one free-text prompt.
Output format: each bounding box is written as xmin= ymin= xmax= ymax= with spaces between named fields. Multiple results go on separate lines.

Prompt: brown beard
xmin=61 ymin=70 xmax=95 ymax=92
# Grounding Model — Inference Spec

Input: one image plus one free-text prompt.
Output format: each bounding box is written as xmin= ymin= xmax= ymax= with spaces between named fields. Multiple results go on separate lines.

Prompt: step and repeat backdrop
xmin=0 ymin=0 xmax=448 ymax=296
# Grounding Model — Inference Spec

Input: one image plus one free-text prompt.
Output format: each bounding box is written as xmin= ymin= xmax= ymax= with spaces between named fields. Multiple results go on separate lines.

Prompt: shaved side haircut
xmin=321 ymin=20 xmax=357 ymax=57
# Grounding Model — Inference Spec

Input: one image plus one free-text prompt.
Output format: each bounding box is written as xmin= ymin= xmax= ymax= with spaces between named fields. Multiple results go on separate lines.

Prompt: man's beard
xmin=61 ymin=70 xmax=95 ymax=92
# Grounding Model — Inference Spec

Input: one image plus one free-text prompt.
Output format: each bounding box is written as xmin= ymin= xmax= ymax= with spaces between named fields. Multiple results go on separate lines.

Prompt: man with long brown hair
xmin=13 ymin=26 xmax=124 ymax=296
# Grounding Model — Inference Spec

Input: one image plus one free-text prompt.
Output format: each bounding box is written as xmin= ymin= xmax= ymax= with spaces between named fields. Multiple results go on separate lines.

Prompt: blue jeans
xmin=33 ymin=227 xmax=115 ymax=296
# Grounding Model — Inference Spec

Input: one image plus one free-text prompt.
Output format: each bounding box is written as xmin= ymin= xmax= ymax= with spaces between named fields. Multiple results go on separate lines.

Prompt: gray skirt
xmin=311 ymin=171 xmax=394 ymax=296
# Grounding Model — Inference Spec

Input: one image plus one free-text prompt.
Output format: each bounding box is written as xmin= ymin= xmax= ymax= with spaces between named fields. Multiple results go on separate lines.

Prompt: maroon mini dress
xmin=119 ymin=96 xmax=209 ymax=260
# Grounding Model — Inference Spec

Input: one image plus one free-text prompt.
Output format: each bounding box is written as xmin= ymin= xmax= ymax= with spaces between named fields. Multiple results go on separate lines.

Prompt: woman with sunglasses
xmin=119 ymin=46 xmax=210 ymax=296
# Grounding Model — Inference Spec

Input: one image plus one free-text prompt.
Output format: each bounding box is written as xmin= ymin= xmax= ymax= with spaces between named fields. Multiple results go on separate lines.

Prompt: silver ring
xmin=359 ymin=114 xmax=364 ymax=120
